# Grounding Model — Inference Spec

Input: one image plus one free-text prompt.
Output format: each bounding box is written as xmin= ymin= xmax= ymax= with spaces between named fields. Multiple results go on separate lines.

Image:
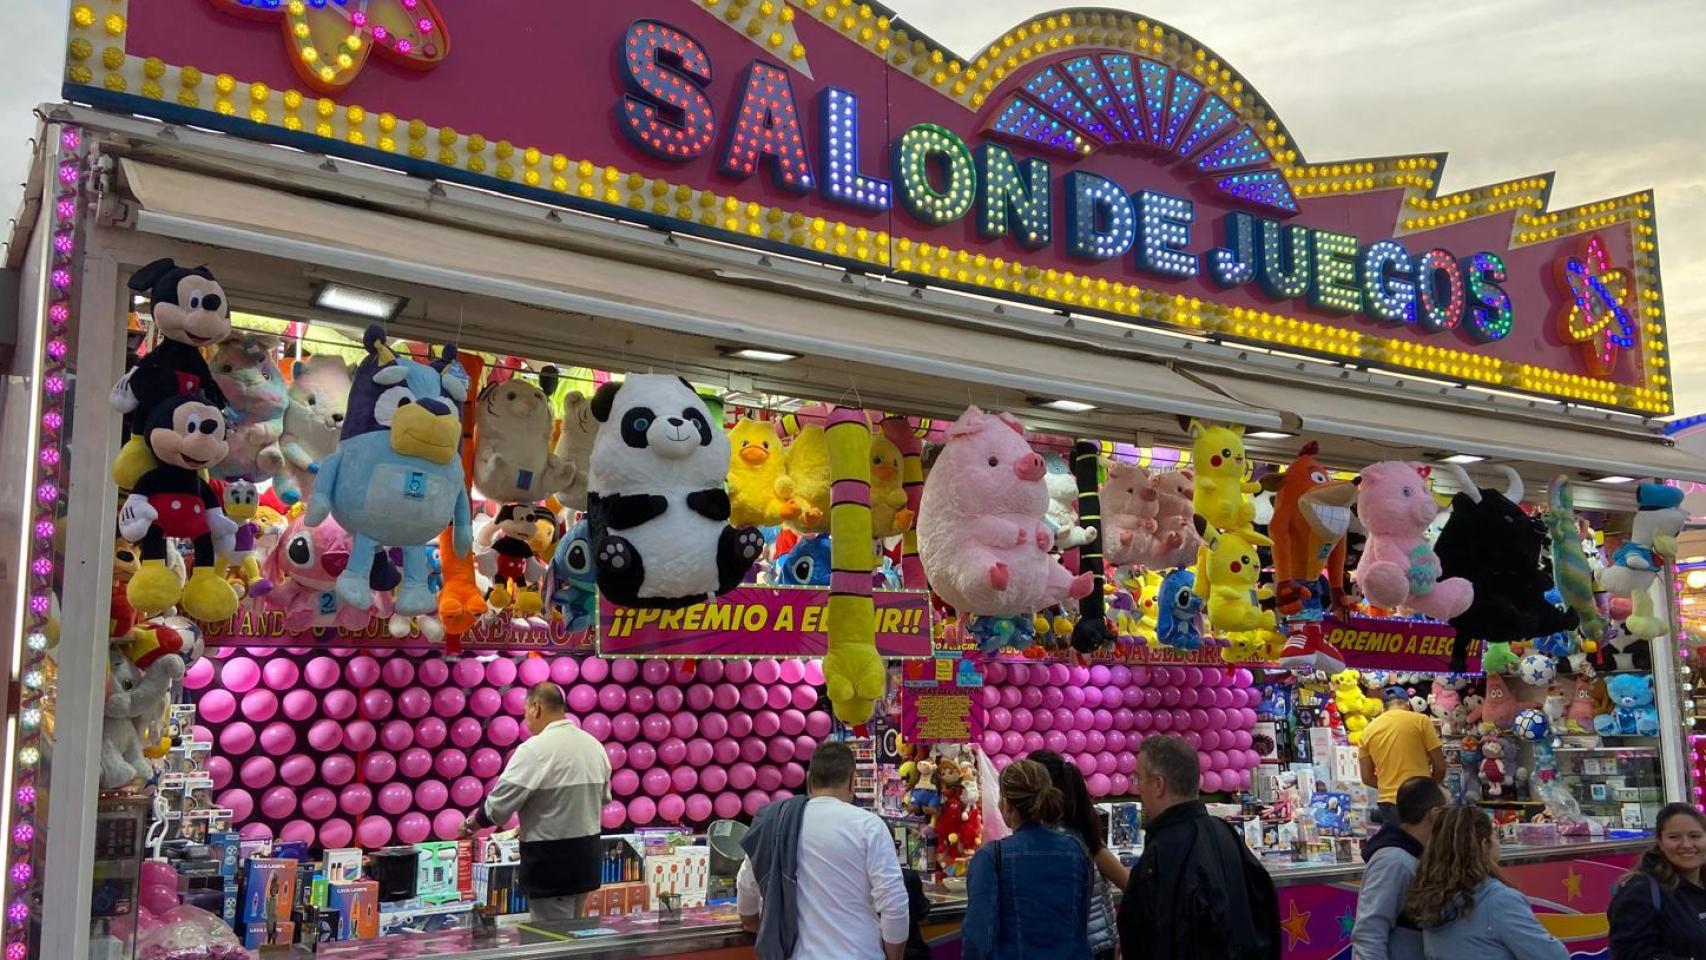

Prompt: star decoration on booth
xmin=1555 ymin=233 xmax=1637 ymax=378
xmin=1562 ymin=866 xmax=1583 ymax=901
xmin=1336 ymin=908 xmax=1356 ymax=940
xmin=209 ymin=0 xmax=451 ymax=94
xmin=1281 ymin=900 xmax=1312 ymax=948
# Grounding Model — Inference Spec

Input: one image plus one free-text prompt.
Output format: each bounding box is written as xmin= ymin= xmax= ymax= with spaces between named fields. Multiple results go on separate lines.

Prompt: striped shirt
xmin=477 ymin=718 xmax=612 ymax=899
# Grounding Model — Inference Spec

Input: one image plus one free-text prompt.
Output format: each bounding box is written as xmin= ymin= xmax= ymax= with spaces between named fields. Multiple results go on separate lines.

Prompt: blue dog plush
xmin=305 ymin=326 xmax=472 ymax=615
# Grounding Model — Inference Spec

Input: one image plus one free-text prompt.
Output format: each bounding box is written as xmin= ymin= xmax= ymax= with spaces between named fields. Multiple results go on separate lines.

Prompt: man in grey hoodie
xmin=1352 ymin=777 xmax=1447 ymax=960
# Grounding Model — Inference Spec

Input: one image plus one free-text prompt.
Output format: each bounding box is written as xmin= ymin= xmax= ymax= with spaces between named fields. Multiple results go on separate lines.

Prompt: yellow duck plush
xmin=869 ymin=435 xmax=915 ymax=538
xmin=1202 ymin=531 xmax=1276 ymax=634
xmin=727 ymin=418 xmax=790 ymax=528
xmin=776 ymin=424 xmax=832 ymax=533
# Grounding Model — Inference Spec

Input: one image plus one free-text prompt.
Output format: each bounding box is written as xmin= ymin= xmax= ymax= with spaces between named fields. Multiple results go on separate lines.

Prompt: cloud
xmin=0 ymin=0 xmax=70 ymax=244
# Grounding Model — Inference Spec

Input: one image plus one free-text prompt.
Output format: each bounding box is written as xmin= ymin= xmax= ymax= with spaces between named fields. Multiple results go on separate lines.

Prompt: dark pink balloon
xmin=604 ymin=742 xmax=628 ymax=770
xmin=399 ymin=748 xmax=433 ymax=779
xmin=641 ymin=714 xmax=672 ymax=743
xmin=499 ymin=686 xmax=526 ymax=716
xmin=641 ymin=659 xmax=671 ymax=685
xmin=396 ymin=687 xmax=431 ymax=719
xmin=470 ymin=748 xmax=503 ymax=779
xmin=342 ymin=719 xmax=376 ymax=752
xmin=488 ymin=716 xmax=520 ymax=747
xmin=379 ymin=720 xmax=413 ymax=752
xmin=1002 ymin=731 xmax=1025 ymax=754
xmin=1118 ymin=752 xmax=1138 ymax=775
xmin=668 ymin=712 xmax=698 ymax=739
xmin=517 ymin=656 xmax=550 ymax=687
xmin=484 ymin=658 xmax=517 ymax=688
xmin=568 ymin=684 xmax=598 ymax=713
xmin=433 ymin=809 xmax=468 ymax=841
xmin=550 ymin=657 xmax=579 ymax=686
xmin=1073 ymin=753 xmax=1097 ymax=777
xmin=671 ymin=766 xmax=699 ymax=794
xmin=299 ymin=786 xmax=337 ymax=820
xmin=1023 ymin=731 xmax=1046 ymax=753
xmin=417 ymin=658 xmax=449 ymax=687
xmin=701 ymin=766 xmax=729 ymax=792
xmin=610 ymin=659 xmax=640 ymax=684
xmin=728 ymin=713 xmax=754 ymax=738
xmin=1042 ymin=687 xmax=1064 ymax=710
xmin=628 ymin=742 xmax=658 ymax=771
xmin=579 ymin=657 xmax=610 ymax=684
xmin=219 ymin=722 xmax=256 ymax=755
xmin=338 ymin=784 xmax=373 ymax=816
xmin=751 ymin=710 xmax=780 ymax=738
xmin=380 ymin=657 xmax=415 ymax=689
xmin=239 ymin=755 xmax=276 ymax=789
xmin=581 ymin=713 xmax=612 ymax=741
xmin=722 ymin=660 xmax=752 ymax=683
xmin=467 ymin=688 xmax=501 ymax=718
xmin=450 ymin=717 xmax=482 ymax=748
xmin=781 ymin=762 xmax=807 ymax=789
xmin=451 ymin=659 xmax=485 ymax=688
xmin=321 ymin=689 xmax=356 ymax=721
xmin=714 ymin=793 xmax=743 ymax=819
xmin=686 ymin=738 xmax=714 ymax=766
xmin=764 ymin=686 xmax=791 ymax=711
xmin=729 ymin=762 xmax=758 ymax=790
xmin=356 ymin=817 xmax=393 ymax=850
xmin=199 ymin=689 xmax=237 ymax=724
xmin=685 ymin=684 xmax=715 ymax=712
xmin=778 ymin=709 xmax=806 ymax=737
xmin=740 ymin=739 xmax=767 ymax=764
xmin=685 ymin=794 xmax=714 ymax=822
xmin=987 ymin=707 xmax=1011 ymax=732
xmin=657 ymin=795 xmax=687 ymax=823
xmin=1151 ymin=710 xmax=1173 ymax=732
xmin=321 ymin=754 xmax=355 ymax=786
xmin=318 ymin=818 xmax=353 ymax=848
xmin=1044 ymin=730 xmax=1069 ymax=754
xmin=628 ymin=797 xmax=658 ymax=825
xmin=1105 ymin=731 xmax=1127 ymax=754
xmin=435 ymin=750 xmax=468 ymax=779
xmin=792 ymin=735 xmax=817 ymax=760
xmin=415 ymin=779 xmax=449 ymax=812
xmin=767 ymin=739 xmax=796 ymax=764
xmin=712 ymin=684 xmax=740 ymax=711
xmin=657 ymin=737 xmax=688 ymax=766
xmin=280 ymin=689 xmax=317 ymax=722
xmin=596 ymin=685 xmax=625 ymax=713
xmin=805 ymin=711 xmax=833 ymax=739
xmin=1113 ymin=708 xmax=1135 ymax=731
xmin=642 ymin=769 xmax=671 ymax=798
xmin=347 ymin=655 xmax=381 ymax=688
xmin=655 ymin=685 xmax=685 ymax=713
xmin=1101 ymin=687 xmax=1124 ymax=710
xmin=451 ymin=776 xmax=484 ymax=808
xmin=712 ymin=739 xmax=740 ymax=765
xmin=602 ymin=800 xmax=628 ymax=829
xmin=1086 ymin=730 xmax=1106 ymax=753
xmin=362 ymin=751 xmax=397 ymax=784
xmin=414 ymin=716 xmax=448 ymax=748
xmin=1082 ymin=687 xmax=1104 ymax=709
xmin=218 ymin=788 xmax=254 ymax=822
xmin=740 ymin=685 xmax=768 ymax=711
xmin=279 ymin=754 xmax=316 ymax=787
xmin=612 ymin=713 xmax=640 ymax=742
xmin=1086 ymin=773 xmax=1111 ymax=797
xmin=377 ymin=782 xmax=413 ymax=815
xmin=756 ymin=765 xmax=784 ymax=792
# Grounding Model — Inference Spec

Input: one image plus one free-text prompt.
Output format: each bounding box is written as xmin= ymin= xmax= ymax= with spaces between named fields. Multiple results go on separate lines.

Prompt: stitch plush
xmin=774 ymin=534 xmax=833 ymax=586
xmin=304 ymin=326 xmax=473 ymax=616
xmin=118 ymin=395 xmax=241 ymax=621
xmin=262 ymin=513 xmax=393 ymax=635
xmin=586 ymin=375 xmax=765 ymax=608
xmin=111 ymin=259 xmax=232 ymax=489
xmin=917 ymin=407 xmax=1093 ymax=618
xmin=548 ymin=520 xmax=597 ymax=634
xmin=776 ymin=424 xmax=832 ymax=533
xmin=727 ymin=418 xmax=791 ymax=528
xmin=869 ymin=434 xmax=916 ymax=539
xmin=280 ymin=355 xmax=352 ymax=501
xmin=208 ymin=333 xmax=296 ymax=502
xmin=1099 ymin=461 xmax=1159 ymax=569
xmin=473 ymin=366 xmax=577 ymax=504
xmin=1268 ymin=442 xmax=1357 ymax=614
xmin=1154 ymin=568 xmax=1205 ymax=651
xmin=1353 ymin=461 xmax=1473 ymax=620
xmin=1594 ymin=674 xmax=1659 ymax=736
xmin=1602 ymin=483 xmax=1688 ymax=640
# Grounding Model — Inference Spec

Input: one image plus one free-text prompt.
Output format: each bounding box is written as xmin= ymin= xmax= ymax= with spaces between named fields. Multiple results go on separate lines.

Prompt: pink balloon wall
xmin=191 ymin=650 xmax=829 ymax=850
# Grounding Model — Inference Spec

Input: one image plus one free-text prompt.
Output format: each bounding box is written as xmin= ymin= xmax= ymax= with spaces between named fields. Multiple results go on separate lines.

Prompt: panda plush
xmin=587 ymin=375 xmax=764 ymax=609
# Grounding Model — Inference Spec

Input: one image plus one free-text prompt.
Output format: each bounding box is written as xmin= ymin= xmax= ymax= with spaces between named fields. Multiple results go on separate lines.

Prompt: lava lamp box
xmin=241 ymin=858 xmax=300 ymax=925
xmin=327 ymin=881 xmax=380 ymax=940
xmin=242 ymin=921 xmax=295 ymax=948
xmin=207 ymin=830 xmax=240 ymax=878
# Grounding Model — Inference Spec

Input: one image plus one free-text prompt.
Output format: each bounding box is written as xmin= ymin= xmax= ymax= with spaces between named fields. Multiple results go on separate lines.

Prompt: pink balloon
xmin=721 ymin=660 xmax=752 ymax=683
xmin=792 ymin=735 xmax=817 ymax=761
xmin=777 ymin=710 xmax=806 ymax=737
xmin=239 ymin=755 xmax=276 ymax=789
xmin=433 ymin=809 xmax=467 ymax=841
xmin=219 ymin=722 xmax=256 ymax=755
xmin=451 ymin=659 xmax=484 ymax=688
xmin=768 ymin=739 xmax=796 ymax=764
xmin=1105 ymin=731 xmax=1127 ymax=754
xmin=466 ymin=688 xmax=500 ymax=718
xmin=1023 ymin=732 xmax=1046 ymax=754
xmin=685 ymin=794 xmax=714 ymax=822
xmin=1118 ymin=752 xmax=1138 ymax=775
xmin=337 ymin=783 xmax=373 ymax=816
xmin=262 ymin=658 xmax=300 ymax=691
xmin=742 ymin=791 xmax=771 ymax=817
xmin=1040 ymin=686 xmax=1064 ymax=710
xmin=580 ymin=713 xmax=612 ymax=741
xmin=803 ymin=660 xmax=825 ymax=685
xmin=745 ymin=660 xmax=775 ymax=685
xmin=763 ymin=686 xmax=790 ymax=711
xmin=450 ymin=717 xmax=482 ymax=748
xmin=988 ymin=707 xmax=1012 ymax=733
xmin=417 ymin=658 xmax=450 ymax=687
xmin=655 ymin=685 xmax=684 ymax=713
xmin=1182 ymin=730 xmax=1203 ymax=749
xmin=279 ymin=820 xmax=316 ymax=846
xmin=494 ymin=686 xmax=522 ymax=717
xmin=781 ymin=762 xmax=807 ymax=789
xmin=612 ymin=713 xmax=640 ymax=742
xmin=550 ymin=657 xmax=580 ymax=686
xmin=321 ymin=689 xmax=357 ymax=721
xmin=415 ymin=779 xmax=448 ymax=812
xmin=516 ymin=657 xmax=550 ymax=687
xmin=451 ymin=776 xmax=484 ymax=808
xmin=434 ymin=750 xmax=468 ymax=779
xmin=628 ymin=742 xmax=658 ymax=771
xmin=568 ymin=684 xmax=598 ymax=713
xmin=395 ymin=687 xmax=431 ymax=720
xmin=712 ymin=739 xmax=740 ymax=766
xmin=667 ymin=712 xmax=699 ymax=739
xmin=752 ymin=710 xmax=781 ymax=738
xmin=304 ymin=657 xmax=340 ymax=689
xmin=377 ymin=782 xmax=413 ymax=815
xmin=1096 ymin=753 xmax=1118 ymax=776
xmin=740 ymin=739 xmax=768 ymax=764
xmin=347 ymin=655 xmax=381 ymax=688
xmin=639 ymin=660 xmax=669 ymax=686
xmin=470 ymin=748 xmax=503 ymax=779
xmin=685 ymin=738 xmax=715 ymax=767
xmin=1086 ymin=730 xmax=1107 ymax=753
xmin=356 ymin=817 xmax=394 ymax=849
xmin=628 ymin=797 xmax=658 ymax=825
xmin=1113 ymin=708 xmax=1135 ymax=731
xmin=602 ymin=801 xmax=628 ymax=830
xmin=414 ymin=716 xmax=447 ymax=748
xmin=379 ymin=719 xmax=414 ymax=752
xmin=1010 ymin=708 xmax=1034 ymax=733
xmin=317 ymin=753 xmax=353 ymax=786
xmin=362 ymin=751 xmax=397 ymax=784
xmin=399 ymin=748 xmax=433 ymax=779
xmin=740 ymin=685 xmax=768 ymax=711
xmin=580 ymin=657 xmax=610 ymax=683
xmin=221 ymin=657 xmax=261 ymax=694
xmin=277 ymin=753 xmax=315 ymax=787
xmin=729 ymin=762 xmax=758 ymax=790
xmin=484 ymin=658 xmax=517 ymax=688
xmin=728 ymin=713 xmax=754 ymax=738
xmin=1065 ymin=729 xmax=1087 ymax=753
xmin=605 ymin=659 xmax=636 ymax=684
xmin=338 ymin=719 xmax=373 ymax=752
xmin=712 ymin=684 xmax=740 ymax=711
xmin=1083 ymin=687 xmax=1104 ymax=709
xmin=714 ymin=793 xmax=744 ymax=819
xmin=627 ymin=688 xmax=656 ymax=714
xmin=596 ymin=684 xmax=625 ymax=713
xmin=258 ymin=721 xmax=296 ymax=755
xmin=260 ymin=786 xmax=296 ymax=819
xmin=756 ymin=766 xmax=784 ymax=792
xmin=642 ymin=769 xmax=671 ymax=798
xmin=1201 ymin=770 xmax=1224 ymax=792
xmin=671 ymin=766 xmax=699 ymax=794
xmin=198 ymin=689 xmax=237 ymax=724
xmin=273 ymin=690 xmax=311 ymax=724
xmin=685 ymin=684 xmax=714 ymax=712
xmin=489 ymin=715 xmax=520 ymax=747
xmin=315 ymin=818 xmax=352 ymax=848
xmin=183 ymin=658 xmax=215 ymax=692
xmin=1109 ymin=773 xmax=1131 ymax=796
xmin=381 ymin=657 xmax=415 ymax=689
xmin=612 ymin=769 xmax=641 ymax=797
xmin=1086 ymin=773 xmax=1111 ymax=797
xmin=658 ymin=737 xmax=688 ymax=766
xmin=805 ymin=711 xmax=832 ymax=739
xmin=1001 ymin=731 xmax=1025 ymax=755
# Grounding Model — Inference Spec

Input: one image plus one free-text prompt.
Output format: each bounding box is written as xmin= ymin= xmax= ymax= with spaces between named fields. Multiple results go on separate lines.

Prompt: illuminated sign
xmin=67 ymin=1 xmax=1672 ymax=413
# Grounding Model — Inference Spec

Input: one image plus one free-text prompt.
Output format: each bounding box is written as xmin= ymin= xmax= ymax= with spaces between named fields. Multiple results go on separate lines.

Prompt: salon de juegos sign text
xmin=71 ymin=1 xmax=1671 ymax=413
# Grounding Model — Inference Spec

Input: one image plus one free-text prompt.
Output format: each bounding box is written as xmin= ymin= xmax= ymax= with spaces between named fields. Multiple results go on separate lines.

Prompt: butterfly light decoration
xmin=211 ymin=0 xmax=450 ymax=94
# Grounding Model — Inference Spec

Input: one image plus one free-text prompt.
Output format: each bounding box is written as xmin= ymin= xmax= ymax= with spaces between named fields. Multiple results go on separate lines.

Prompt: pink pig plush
xmin=1100 ymin=461 xmax=1159 ymax=569
xmin=1354 ymin=461 xmax=1473 ymax=620
xmin=919 ymin=407 xmax=1093 ymax=616
xmin=1145 ymin=469 xmax=1202 ymax=569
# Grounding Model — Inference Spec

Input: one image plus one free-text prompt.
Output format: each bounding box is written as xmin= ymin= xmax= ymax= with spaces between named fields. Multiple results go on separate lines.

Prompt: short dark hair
xmin=807 ymin=741 xmax=857 ymax=790
xmin=1395 ymin=776 xmax=1447 ymax=825
xmin=1138 ymin=735 xmax=1200 ymax=799
xmin=527 ymin=682 xmax=566 ymax=712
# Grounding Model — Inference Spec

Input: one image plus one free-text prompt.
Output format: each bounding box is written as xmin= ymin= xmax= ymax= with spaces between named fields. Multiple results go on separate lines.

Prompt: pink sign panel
xmin=1322 ymin=614 xmax=1482 ymax=673
xmin=202 ymin=600 xmax=592 ymax=653
xmin=597 ymin=587 xmax=931 ymax=659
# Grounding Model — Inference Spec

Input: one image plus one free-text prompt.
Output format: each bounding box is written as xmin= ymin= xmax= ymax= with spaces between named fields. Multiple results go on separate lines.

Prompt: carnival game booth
xmin=4 ymin=1 xmax=1703 ymax=959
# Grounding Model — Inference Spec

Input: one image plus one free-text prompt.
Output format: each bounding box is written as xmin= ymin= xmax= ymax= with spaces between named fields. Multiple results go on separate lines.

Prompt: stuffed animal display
xmin=1353 ymin=461 xmax=1472 ymax=620
xmin=1602 ymin=483 xmax=1688 ymax=640
xmin=1148 ymin=469 xmax=1201 ymax=569
xmin=111 ymin=259 xmax=232 ymax=489
xmin=586 ymin=375 xmax=764 ymax=608
xmin=1154 ymin=568 xmax=1204 ymax=651
xmin=304 ymin=326 xmax=473 ymax=616
xmin=280 ymin=354 xmax=352 ymax=501
xmin=774 ymin=535 xmax=833 ymax=586
xmin=208 ymin=333 xmax=296 ymax=503
xmin=1594 ymin=674 xmax=1659 ymax=736
xmin=917 ymin=407 xmax=1092 ymax=618
xmin=102 ymin=644 xmax=185 ymax=789
xmin=263 ymin=513 xmax=396 ymax=635
xmin=1043 ymin=453 xmax=1095 ymax=551
xmin=548 ymin=519 xmax=597 ymax=633
xmin=1268 ymin=442 xmax=1356 ymax=615
xmin=473 ymin=366 xmax=578 ymax=504
xmin=727 ymin=418 xmax=791 ymax=528
xmin=776 ymin=424 xmax=832 ymax=533
xmin=1202 ymin=530 xmax=1275 ymax=634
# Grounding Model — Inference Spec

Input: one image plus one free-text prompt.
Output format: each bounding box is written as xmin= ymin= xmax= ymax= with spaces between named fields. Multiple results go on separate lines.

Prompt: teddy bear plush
xmin=1353 ymin=461 xmax=1473 ymax=620
xmin=473 ymin=366 xmax=578 ymax=504
xmin=1594 ymin=673 xmax=1659 ymax=736
xmin=280 ymin=354 xmax=352 ymax=501
xmin=111 ymin=260 xmax=232 ymax=489
xmin=586 ymin=375 xmax=765 ymax=608
xmin=304 ymin=326 xmax=472 ymax=616
xmin=101 ymin=645 xmax=185 ymax=790
xmin=551 ymin=390 xmax=599 ymax=513
xmin=208 ymin=333 xmax=296 ymax=503
xmin=1479 ymin=739 xmax=1507 ymax=798
xmin=1602 ymin=483 xmax=1688 ymax=640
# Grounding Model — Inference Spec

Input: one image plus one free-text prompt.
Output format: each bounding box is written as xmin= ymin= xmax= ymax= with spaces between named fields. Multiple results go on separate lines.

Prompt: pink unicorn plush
xmin=1353 ymin=461 xmax=1473 ymax=620
xmin=263 ymin=513 xmax=391 ymax=635
xmin=918 ymin=407 xmax=1093 ymax=616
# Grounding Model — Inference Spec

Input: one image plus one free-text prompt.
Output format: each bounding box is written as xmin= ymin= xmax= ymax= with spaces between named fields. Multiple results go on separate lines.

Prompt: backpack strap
xmin=1650 ymin=873 xmax=1662 ymax=914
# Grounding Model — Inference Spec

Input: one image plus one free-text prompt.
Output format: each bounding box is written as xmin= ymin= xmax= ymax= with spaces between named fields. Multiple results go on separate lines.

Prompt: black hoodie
xmin=1608 ymin=851 xmax=1706 ymax=960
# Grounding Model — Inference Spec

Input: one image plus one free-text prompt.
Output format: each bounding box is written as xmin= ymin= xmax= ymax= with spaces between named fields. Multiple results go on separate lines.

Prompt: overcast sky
xmin=4 ymin=0 xmax=1703 ymax=412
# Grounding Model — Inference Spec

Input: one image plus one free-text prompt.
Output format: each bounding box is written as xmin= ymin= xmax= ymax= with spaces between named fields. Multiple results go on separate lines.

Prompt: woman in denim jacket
xmin=1032 ymin=750 xmax=1127 ymax=960
xmin=963 ymin=759 xmax=1092 ymax=960
xmin=1407 ymin=807 xmax=1566 ymax=960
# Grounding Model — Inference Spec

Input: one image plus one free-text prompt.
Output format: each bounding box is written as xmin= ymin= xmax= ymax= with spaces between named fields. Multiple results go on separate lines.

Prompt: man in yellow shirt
xmin=1359 ymin=688 xmax=1446 ymax=825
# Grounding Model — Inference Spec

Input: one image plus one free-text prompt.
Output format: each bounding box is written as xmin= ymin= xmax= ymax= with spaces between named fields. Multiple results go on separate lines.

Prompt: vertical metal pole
xmin=1655 ymin=571 xmax=1689 ymax=804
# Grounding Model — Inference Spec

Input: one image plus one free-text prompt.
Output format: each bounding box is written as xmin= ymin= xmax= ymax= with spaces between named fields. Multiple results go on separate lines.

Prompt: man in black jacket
xmin=1119 ymin=735 xmax=1280 ymax=960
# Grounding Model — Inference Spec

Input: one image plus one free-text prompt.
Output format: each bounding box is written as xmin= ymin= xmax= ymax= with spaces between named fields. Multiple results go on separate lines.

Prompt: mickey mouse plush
xmin=111 ymin=260 xmax=232 ymax=489
xmin=118 ymin=394 xmax=241 ymax=621
xmin=482 ymin=503 xmax=551 ymax=616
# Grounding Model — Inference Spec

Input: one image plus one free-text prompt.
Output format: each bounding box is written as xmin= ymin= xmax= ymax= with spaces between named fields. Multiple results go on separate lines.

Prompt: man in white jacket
xmin=1352 ymin=777 xmax=1448 ymax=960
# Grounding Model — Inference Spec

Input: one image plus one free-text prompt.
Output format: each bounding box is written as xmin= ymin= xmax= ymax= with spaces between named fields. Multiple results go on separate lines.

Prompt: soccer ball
xmin=1513 ymin=708 xmax=1550 ymax=742
xmin=1517 ymin=653 xmax=1557 ymax=687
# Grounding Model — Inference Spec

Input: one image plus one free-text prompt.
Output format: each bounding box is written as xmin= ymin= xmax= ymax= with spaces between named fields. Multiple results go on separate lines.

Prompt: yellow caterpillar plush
xmin=727 ymin=418 xmax=790 ymax=527
xmin=823 ymin=409 xmax=884 ymax=724
xmin=776 ymin=423 xmax=832 ymax=533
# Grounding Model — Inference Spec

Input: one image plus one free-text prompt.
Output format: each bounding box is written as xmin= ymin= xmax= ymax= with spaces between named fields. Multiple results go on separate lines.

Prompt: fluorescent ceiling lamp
xmin=1032 ymin=398 xmax=1097 ymax=413
xmin=312 ymin=282 xmax=407 ymax=321
xmin=1594 ymin=475 xmax=1636 ymax=484
xmin=721 ymin=347 xmax=800 ymax=363
xmin=1246 ymin=430 xmax=1295 ymax=440
xmin=1440 ymin=454 xmax=1487 ymax=464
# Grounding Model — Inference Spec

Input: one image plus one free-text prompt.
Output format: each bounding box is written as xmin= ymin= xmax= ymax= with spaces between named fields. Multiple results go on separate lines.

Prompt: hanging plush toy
xmin=1100 ymin=460 xmax=1159 ymax=570
xmin=101 ymin=645 xmax=185 ymax=790
xmin=869 ymin=434 xmax=916 ymax=539
xmin=263 ymin=513 xmax=393 ymax=635
xmin=1188 ymin=421 xmax=1263 ymax=539
xmin=881 ymin=417 xmax=928 ymax=589
xmin=478 ymin=503 xmax=553 ymax=619
xmin=1353 ymin=461 xmax=1473 ymax=620
xmin=1201 ymin=530 xmax=1276 ymax=634
xmin=208 ymin=333 xmax=296 ymax=503
xmin=777 ymin=424 xmax=832 ymax=532
xmin=727 ymin=418 xmax=791 ymax=528
xmin=823 ymin=408 xmax=885 ymax=724
xmin=548 ymin=519 xmax=597 ymax=634
xmin=1070 ymin=440 xmax=1116 ymax=653
xmin=1145 ymin=468 xmax=1201 ymax=569
xmin=473 ymin=365 xmax=578 ymax=504
xmin=552 ymin=390 xmax=599 ymax=513
xmin=775 ymin=535 xmax=833 ymax=586
xmin=1042 ymin=453 xmax=1095 ymax=551
xmin=917 ymin=407 xmax=1093 ymax=618
xmin=1544 ymin=475 xmax=1607 ymax=644
xmin=118 ymin=394 xmax=241 ymax=621
xmin=111 ymin=259 xmax=232 ymax=489
xmin=436 ymin=353 xmax=488 ymax=641
xmin=218 ymin=479 xmax=272 ymax=599
xmin=1268 ymin=442 xmax=1356 ymax=615
xmin=304 ymin=326 xmax=473 ymax=615
xmin=280 ymin=354 xmax=352 ymax=501
xmin=1602 ymin=482 xmax=1688 ymax=640
xmin=1154 ymin=568 xmax=1205 ymax=651
xmin=586 ymin=375 xmax=765 ymax=608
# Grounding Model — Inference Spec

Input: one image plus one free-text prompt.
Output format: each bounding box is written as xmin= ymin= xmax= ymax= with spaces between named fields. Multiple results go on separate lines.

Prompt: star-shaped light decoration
xmin=1281 ymin=900 xmax=1312 ymax=948
xmin=210 ymin=0 xmax=451 ymax=94
xmin=1562 ymin=865 xmax=1584 ymax=901
xmin=1555 ymin=233 xmax=1637 ymax=378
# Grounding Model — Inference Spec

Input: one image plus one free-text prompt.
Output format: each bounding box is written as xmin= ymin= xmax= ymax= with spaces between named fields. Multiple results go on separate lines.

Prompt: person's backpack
xmin=1194 ymin=816 xmax=1281 ymax=960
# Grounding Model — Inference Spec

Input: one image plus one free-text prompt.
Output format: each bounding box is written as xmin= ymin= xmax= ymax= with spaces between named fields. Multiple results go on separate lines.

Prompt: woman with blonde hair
xmin=1406 ymin=806 xmax=1565 ymax=960
xmin=962 ymin=758 xmax=1091 ymax=960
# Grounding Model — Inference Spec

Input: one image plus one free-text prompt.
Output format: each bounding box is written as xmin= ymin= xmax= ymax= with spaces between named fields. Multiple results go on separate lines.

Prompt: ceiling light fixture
xmin=1031 ymin=398 xmax=1098 ymax=413
xmin=1593 ymin=475 xmax=1636 ymax=484
xmin=720 ymin=347 xmax=801 ymax=363
xmin=1440 ymin=454 xmax=1487 ymax=464
xmin=1246 ymin=430 xmax=1295 ymax=440
xmin=312 ymin=282 xmax=407 ymax=321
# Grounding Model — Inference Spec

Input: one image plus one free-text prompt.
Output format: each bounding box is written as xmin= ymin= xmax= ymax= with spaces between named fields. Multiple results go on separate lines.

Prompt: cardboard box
xmin=646 ymin=848 xmax=710 ymax=908
xmin=584 ymin=881 xmax=651 ymax=917
xmin=323 ymin=848 xmax=363 ymax=884
xmin=242 ymin=859 xmax=299 ymax=926
xmin=208 ymin=831 xmax=241 ymax=878
xmin=415 ymin=842 xmax=461 ymax=904
xmin=241 ymin=921 xmax=294 ymax=948
xmin=456 ymin=839 xmax=474 ymax=900
xmin=327 ymin=881 xmax=380 ymax=940
xmin=377 ymin=901 xmax=475 ymax=937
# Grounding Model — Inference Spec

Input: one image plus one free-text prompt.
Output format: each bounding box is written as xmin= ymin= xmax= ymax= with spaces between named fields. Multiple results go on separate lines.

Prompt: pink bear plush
xmin=1100 ymin=462 xmax=1159 ymax=569
xmin=919 ymin=407 xmax=1093 ymax=616
xmin=1354 ymin=461 xmax=1473 ymax=620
